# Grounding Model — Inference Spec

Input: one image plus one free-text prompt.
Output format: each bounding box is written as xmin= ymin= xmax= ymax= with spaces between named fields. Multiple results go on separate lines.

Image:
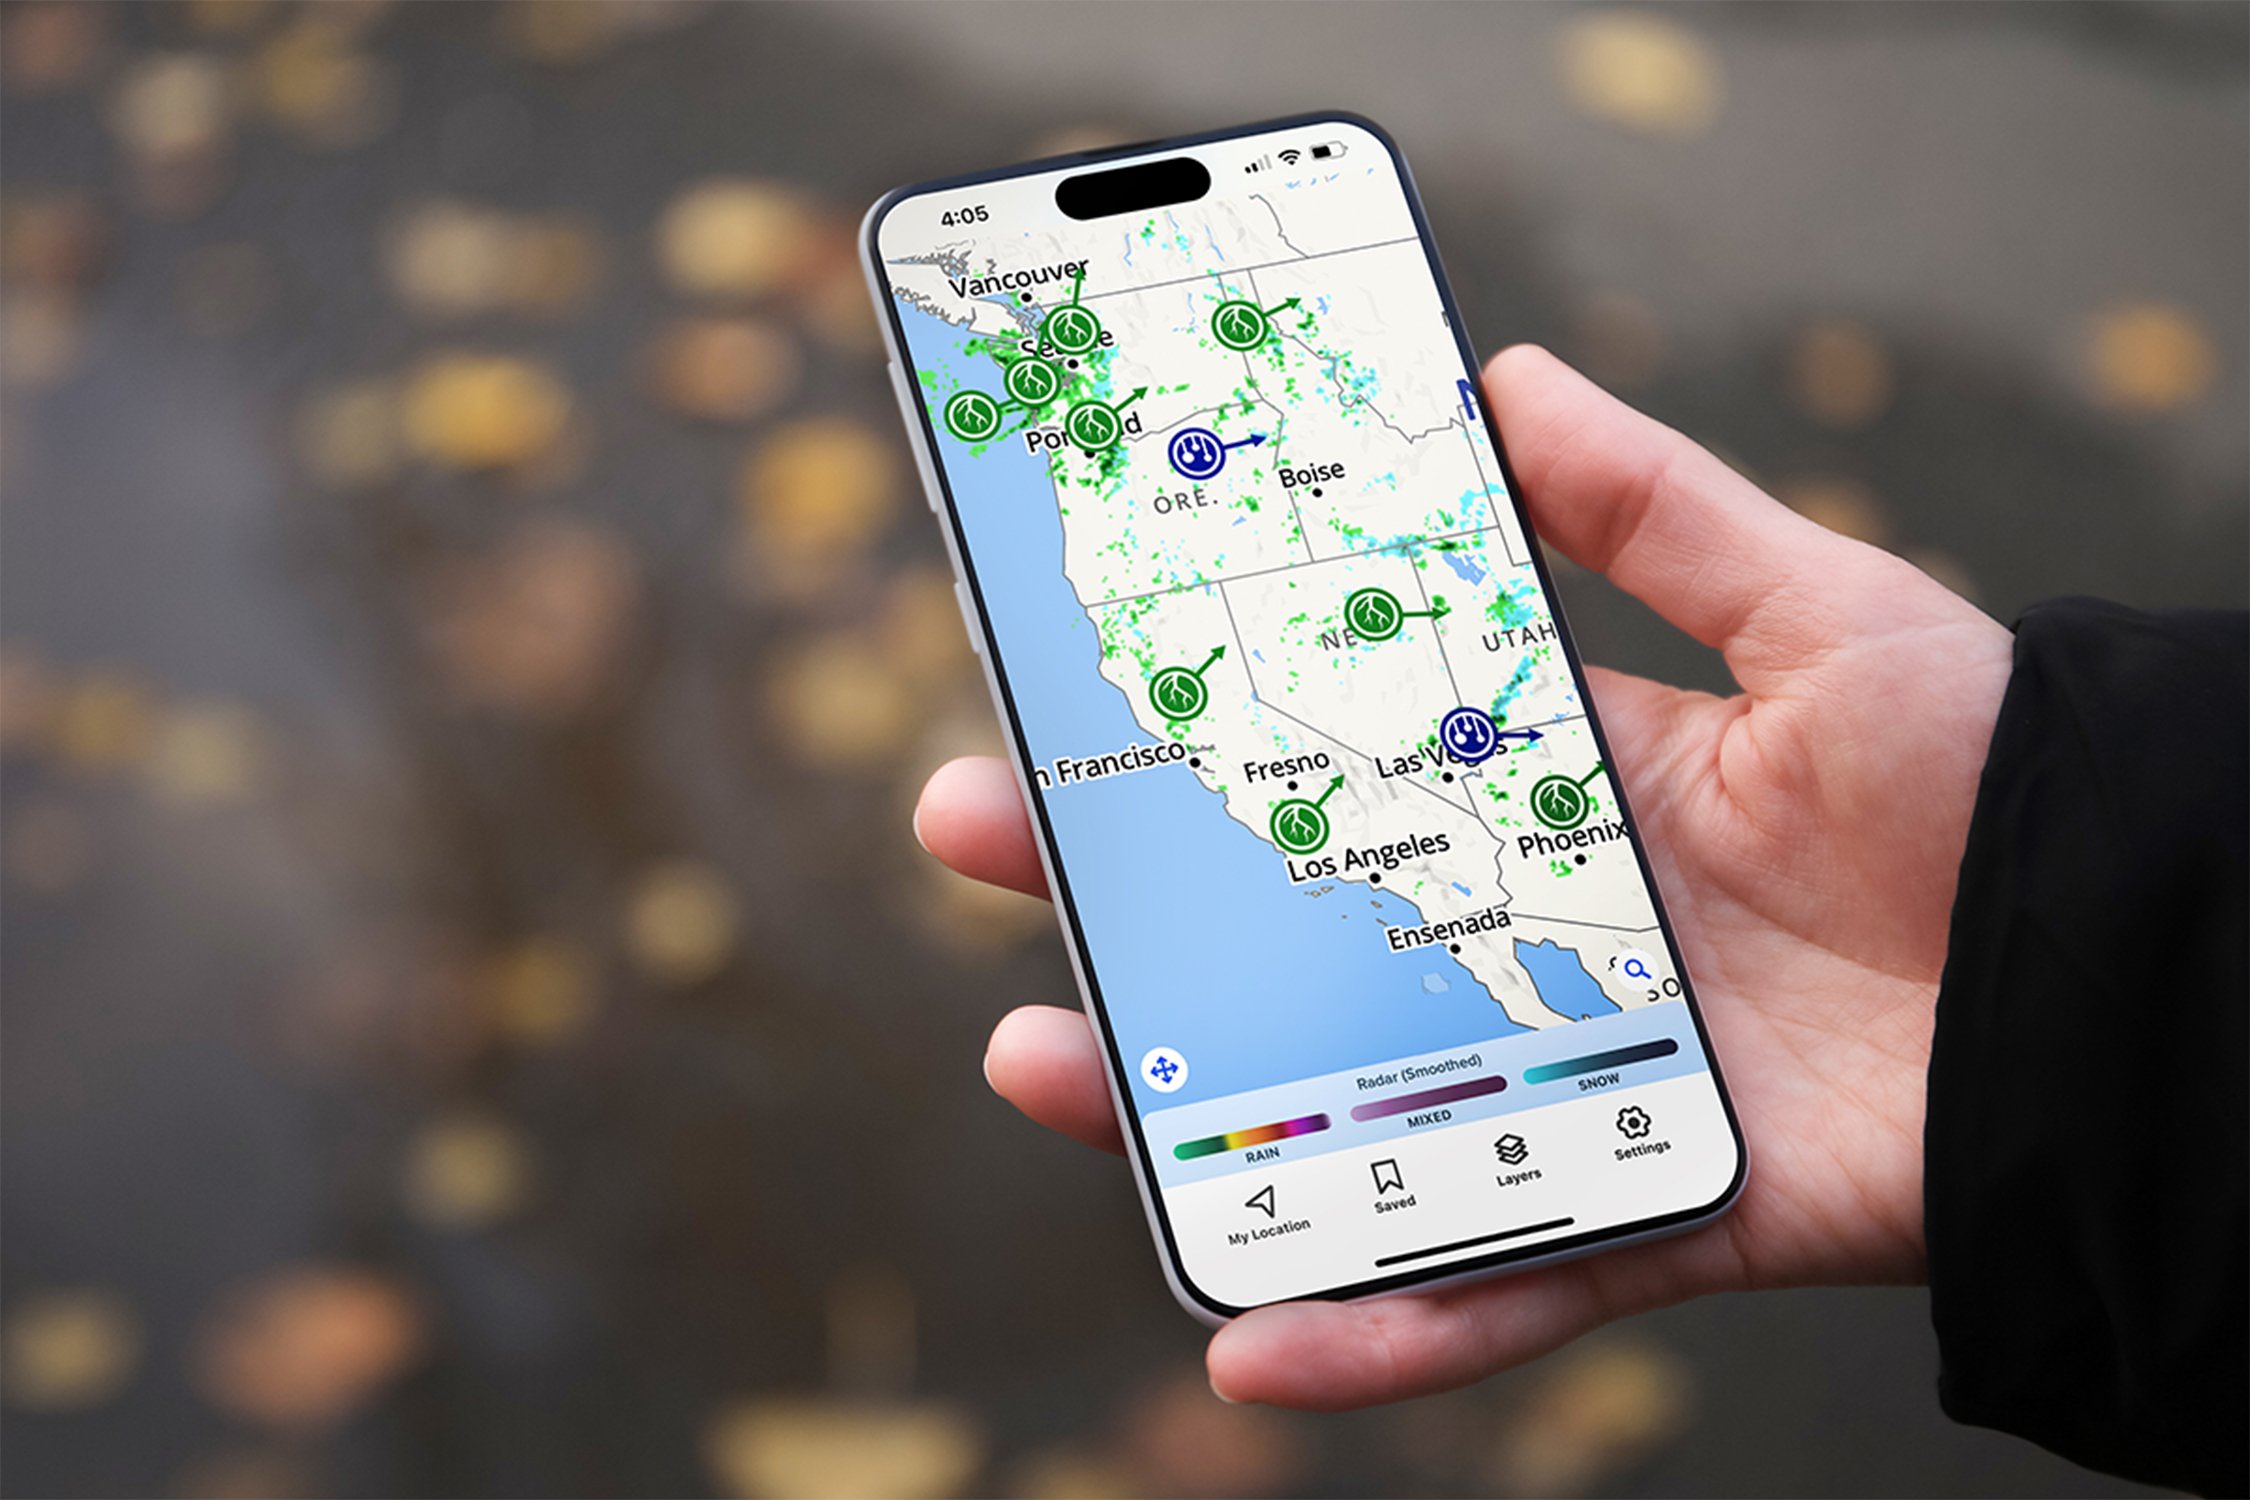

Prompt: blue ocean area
xmin=901 ymin=303 xmax=1620 ymax=1108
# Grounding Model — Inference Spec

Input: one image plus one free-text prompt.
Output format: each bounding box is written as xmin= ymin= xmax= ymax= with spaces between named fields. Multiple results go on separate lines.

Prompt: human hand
xmin=914 ymin=347 xmax=2015 ymax=1408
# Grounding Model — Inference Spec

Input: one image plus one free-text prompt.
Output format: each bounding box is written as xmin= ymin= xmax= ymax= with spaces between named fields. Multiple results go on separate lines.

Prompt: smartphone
xmin=863 ymin=113 xmax=1745 ymax=1322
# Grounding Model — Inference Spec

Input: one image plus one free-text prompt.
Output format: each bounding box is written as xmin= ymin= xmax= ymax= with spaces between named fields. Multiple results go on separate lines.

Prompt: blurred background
xmin=2 ymin=3 xmax=2242 ymax=1496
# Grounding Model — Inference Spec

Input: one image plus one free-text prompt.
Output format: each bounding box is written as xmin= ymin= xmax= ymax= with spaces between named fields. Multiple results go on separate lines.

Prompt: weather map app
xmin=869 ymin=119 xmax=1741 ymax=1313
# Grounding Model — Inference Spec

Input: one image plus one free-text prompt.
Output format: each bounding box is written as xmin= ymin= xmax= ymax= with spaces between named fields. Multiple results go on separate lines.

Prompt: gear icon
xmin=1615 ymin=1104 xmax=1653 ymax=1140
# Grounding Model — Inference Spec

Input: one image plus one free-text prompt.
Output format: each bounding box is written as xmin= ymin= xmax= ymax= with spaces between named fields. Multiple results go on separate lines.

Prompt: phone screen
xmin=868 ymin=117 xmax=1742 ymax=1314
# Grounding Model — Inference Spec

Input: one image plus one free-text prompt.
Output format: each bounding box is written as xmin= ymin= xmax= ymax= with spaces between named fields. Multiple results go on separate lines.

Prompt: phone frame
xmin=862 ymin=110 xmax=1746 ymax=1324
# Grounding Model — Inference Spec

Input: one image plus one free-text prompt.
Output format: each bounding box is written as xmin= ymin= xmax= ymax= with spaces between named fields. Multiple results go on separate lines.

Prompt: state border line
xmin=1505 ymin=913 xmax=1661 ymax=935
xmin=1455 ymin=413 xmax=1526 ymax=570
xmin=1073 ymin=234 xmax=1421 ymax=307
xmin=1080 ymin=518 xmax=1508 ymax=611
xmin=1215 ymin=582 xmax=1483 ymax=824
xmin=1407 ymin=557 xmax=1467 ymax=706
xmin=1239 ymin=266 xmax=1315 ymax=565
xmin=1243 ymin=259 xmax=1454 ymax=455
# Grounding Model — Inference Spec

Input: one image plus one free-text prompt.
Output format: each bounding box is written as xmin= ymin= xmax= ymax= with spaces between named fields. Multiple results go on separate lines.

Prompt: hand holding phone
xmin=869 ymin=114 xmax=2010 ymax=1368
xmin=925 ymin=343 xmax=2014 ymax=1405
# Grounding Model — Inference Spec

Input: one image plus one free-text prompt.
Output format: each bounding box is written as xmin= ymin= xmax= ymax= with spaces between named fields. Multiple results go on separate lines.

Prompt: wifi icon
xmin=1277 ymin=148 xmax=1302 ymax=166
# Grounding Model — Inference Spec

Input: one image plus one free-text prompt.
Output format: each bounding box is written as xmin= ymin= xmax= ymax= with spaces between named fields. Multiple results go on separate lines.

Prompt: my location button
xmin=1224 ymin=1182 xmax=1311 ymax=1251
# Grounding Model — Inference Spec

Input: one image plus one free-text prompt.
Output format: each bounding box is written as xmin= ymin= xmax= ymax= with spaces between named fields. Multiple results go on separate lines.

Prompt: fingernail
xmin=1208 ymin=1375 xmax=1240 ymax=1405
xmin=911 ymin=800 xmax=928 ymax=852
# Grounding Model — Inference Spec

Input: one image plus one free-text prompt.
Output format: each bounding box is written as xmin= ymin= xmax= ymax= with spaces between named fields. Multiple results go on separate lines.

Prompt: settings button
xmin=1612 ymin=1103 xmax=1671 ymax=1161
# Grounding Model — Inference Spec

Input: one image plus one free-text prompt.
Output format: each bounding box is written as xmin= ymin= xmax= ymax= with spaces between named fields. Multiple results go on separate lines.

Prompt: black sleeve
xmin=1927 ymin=598 xmax=2248 ymax=1496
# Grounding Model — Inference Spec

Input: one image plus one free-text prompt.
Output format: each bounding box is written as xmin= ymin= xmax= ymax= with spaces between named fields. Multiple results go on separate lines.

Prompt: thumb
xmin=1484 ymin=345 xmax=1887 ymax=694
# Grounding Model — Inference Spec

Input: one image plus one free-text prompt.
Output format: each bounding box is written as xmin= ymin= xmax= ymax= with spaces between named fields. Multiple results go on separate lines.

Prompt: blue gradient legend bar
xmin=1522 ymin=1038 xmax=1679 ymax=1084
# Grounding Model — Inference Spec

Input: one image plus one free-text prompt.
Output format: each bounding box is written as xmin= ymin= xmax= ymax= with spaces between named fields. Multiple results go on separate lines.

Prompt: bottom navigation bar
xmin=1161 ymin=1070 xmax=1737 ymax=1308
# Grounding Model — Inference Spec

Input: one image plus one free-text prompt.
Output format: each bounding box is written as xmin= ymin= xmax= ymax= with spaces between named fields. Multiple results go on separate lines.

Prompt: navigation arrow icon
xmin=1244 ymin=1185 xmax=1277 ymax=1219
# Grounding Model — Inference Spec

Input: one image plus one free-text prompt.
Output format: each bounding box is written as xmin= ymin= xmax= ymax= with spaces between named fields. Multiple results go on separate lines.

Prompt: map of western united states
xmin=890 ymin=184 xmax=1665 ymax=1030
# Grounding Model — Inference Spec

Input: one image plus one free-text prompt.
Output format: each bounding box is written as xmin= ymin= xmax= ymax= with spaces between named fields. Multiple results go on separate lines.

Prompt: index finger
xmin=915 ymin=755 xmax=1051 ymax=899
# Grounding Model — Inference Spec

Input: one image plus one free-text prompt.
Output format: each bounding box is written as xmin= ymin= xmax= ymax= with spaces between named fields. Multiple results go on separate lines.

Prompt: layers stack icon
xmin=1494 ymin=1134 xmax=1530 ymax=1166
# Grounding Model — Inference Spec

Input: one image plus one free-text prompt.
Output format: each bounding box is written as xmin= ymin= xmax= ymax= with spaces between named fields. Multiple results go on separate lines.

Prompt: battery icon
xmin=1309 ymin=142 xmax=1347 ymax=160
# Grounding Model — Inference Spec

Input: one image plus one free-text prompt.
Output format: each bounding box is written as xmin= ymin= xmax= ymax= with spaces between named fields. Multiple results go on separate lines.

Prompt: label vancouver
xmin=944 ymin=259 xmax=1088 ymax=301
